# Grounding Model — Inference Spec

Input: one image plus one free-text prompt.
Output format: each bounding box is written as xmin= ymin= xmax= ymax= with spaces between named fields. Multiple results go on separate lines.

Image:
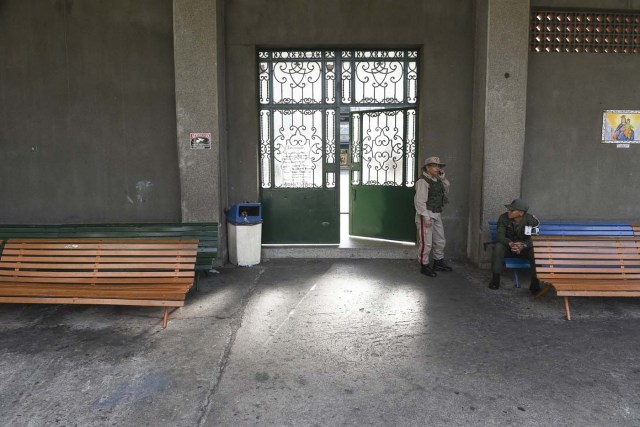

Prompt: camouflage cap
xmin=505 ymin=198 xmax=529 ymax=212
xmin=424 ymin=156 xmax=446 ymax=167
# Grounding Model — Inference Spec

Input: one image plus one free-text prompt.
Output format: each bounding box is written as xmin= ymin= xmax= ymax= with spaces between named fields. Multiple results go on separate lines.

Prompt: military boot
xmin=433 ymin=259 xmax=453 ymax=272
xmin=529 ymin=278 xmax=541 ymax=295
xmin=488 ymin=273 xmax=500 ymax=290
xmin=421 ymin=264 xmax=437 ymax=277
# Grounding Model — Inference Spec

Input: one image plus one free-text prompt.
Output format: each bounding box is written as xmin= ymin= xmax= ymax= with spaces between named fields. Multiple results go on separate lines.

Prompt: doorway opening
xmin=257 ymin=49 xmax=420 ymax=248
xmin=338 ymin=110 xmax=415 ymax=249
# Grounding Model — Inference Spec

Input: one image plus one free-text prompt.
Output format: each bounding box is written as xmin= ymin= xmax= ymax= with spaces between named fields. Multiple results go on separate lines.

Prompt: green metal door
xmin=259 ymin=108 xmax=340 ymax=244
xmin=349 ymin=108 xmax=417 ymax=242
xmin=258 ymin=51 xmax=340 ymax=244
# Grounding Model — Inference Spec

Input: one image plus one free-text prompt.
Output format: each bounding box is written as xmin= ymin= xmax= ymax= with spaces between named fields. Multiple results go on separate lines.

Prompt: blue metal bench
xmin=487 ymin=221 xmax=633 ymax=288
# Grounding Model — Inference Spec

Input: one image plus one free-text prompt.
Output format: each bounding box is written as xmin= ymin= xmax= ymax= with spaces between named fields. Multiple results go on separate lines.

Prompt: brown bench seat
xmin=0 ymin=239 xmax=198 ymax=328
xmin=533 ymin=236 xmax=640 ymax=320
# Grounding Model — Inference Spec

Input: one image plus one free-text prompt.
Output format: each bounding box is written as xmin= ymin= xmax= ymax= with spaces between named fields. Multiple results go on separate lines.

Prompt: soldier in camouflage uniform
xmin=414 ymin=156 xmax=453 ymax=277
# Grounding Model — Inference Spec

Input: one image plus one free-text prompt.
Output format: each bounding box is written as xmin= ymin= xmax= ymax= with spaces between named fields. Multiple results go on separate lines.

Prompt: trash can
xmin=226 ymin=203 xmax=262 ymax=266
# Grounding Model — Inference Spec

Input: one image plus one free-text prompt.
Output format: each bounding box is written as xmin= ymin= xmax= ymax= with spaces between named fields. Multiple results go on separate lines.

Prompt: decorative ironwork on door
xmin=258 ymin=49 xmax=418 ymax=191
xmin=350 ymin=109 xmax=417 ymax=187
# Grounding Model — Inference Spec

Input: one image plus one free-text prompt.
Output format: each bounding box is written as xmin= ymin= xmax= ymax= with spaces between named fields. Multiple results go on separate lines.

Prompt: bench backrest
xmin=0 ymin=223 xmax=217 ymax=270
xmin=489 ymin=221 xmax=633 ymax=241
xmin=532 ymin=236 xmax=640 ymax=282
xmin=0 ymin=239 xmax=198 ymax=281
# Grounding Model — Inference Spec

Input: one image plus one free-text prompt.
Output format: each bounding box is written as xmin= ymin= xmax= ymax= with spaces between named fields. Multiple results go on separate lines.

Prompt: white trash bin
xmin=226 ymin=203 xmax=262 ymax=267
xmin=228 ymin=222 xmax=262 ymax=266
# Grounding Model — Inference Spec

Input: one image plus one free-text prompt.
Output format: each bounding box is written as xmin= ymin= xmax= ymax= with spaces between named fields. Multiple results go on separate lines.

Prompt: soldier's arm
xmin=496 ymin=215 xmax=510 ymax=245
xmin=414 ymin=179 xmax=430 ymax=217
xmin=442 ymin=177 xmax=450 ymax=193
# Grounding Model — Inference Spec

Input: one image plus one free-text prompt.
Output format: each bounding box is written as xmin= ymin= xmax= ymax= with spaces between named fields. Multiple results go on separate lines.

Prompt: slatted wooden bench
xmin=0 ymin=223 xmax=218 ymax=287
xmin=0 ymin=239 xmax=198 ymax=328
xmin=532 ymin=235 xmax=640 ymax=320
xmin=487 ymin=221 xmax=633 ymax=288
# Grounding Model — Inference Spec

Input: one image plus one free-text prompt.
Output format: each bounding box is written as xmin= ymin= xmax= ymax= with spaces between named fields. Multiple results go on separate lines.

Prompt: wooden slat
xmin=533 ymin=240 xmax=640 ymax=247
xmin=0 ymin=276 xmax=194 ymax=284
xmin=0 ymin=270 xmax=198 ymax=281
xmin=552 ymin=283 xmax=640 ymax=290
xmin=0 ymin=289 xmax=188 ymax=300
xmin=533 ymin=235 xmax=638 ymax=241
xmin=0 ymin=262 xmax=197 ymax=270
xmin=0 ymin=297 xmax=185 ymax=307
xmin=4 ymin=241 xmax=198 ymax=249
xmin=537 ymin=267 xmax=640 ymax=274
xmin=557 ymin=291 xmax=640 ymax=297
xmin=535 ymin=259 xmax=640 ymax=266
xmin=0 ymin=285 xmax=192 ymax=293
xmin=538 ymin=273 xmax=640 ymax=279
xmin=0 ymin=256 xmax=197 ymax=263
xmin=534 ymin=248 xmax=640 ymax=254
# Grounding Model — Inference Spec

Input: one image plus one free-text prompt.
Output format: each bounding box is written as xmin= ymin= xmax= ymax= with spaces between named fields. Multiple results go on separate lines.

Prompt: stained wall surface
xmin=0 ymin=0 xmax=180 ymax=223
xmin=524 ymin=0 xmax=640 ymax=220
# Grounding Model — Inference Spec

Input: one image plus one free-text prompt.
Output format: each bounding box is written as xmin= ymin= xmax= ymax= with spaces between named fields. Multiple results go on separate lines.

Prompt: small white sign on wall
xmin=190 ymin=132 xmax=212 ymax=149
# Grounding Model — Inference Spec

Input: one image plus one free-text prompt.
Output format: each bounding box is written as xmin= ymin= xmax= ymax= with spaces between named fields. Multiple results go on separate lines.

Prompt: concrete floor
xmin=2 ymin=259 xmax=640 ymax=426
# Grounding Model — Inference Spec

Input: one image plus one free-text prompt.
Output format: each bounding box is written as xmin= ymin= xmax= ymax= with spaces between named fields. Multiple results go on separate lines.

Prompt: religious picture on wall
xmin=602 ymin=110 xmax=640 ymax=144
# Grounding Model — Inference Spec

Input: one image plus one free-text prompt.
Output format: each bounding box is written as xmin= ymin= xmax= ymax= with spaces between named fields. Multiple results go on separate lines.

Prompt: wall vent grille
xmin=530 ymin=9 xmax=640 ymax=53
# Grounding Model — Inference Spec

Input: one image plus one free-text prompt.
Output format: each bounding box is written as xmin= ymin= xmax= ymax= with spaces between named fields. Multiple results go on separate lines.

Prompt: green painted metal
xmin=261 ymin=188 xmax=339 ymax=244
xmin=349 ymin=186 xmax=416 ymax=242
xmin=348 ymin=107 xmax=417 ymax=243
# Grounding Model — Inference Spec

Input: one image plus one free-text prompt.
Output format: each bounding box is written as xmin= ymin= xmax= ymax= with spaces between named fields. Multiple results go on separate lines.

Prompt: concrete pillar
xmin=468 ymin=0 xmax=530 ymax=266
xmin=173 ymin=0 xmax=225 ymax=223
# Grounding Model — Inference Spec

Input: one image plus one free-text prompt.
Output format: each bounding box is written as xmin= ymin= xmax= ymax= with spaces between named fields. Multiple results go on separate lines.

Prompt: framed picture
xmin=602 ymin=110 xmax=640 ymax=144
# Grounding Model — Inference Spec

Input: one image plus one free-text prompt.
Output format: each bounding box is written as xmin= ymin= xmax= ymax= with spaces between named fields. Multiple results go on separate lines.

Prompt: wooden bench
xmin=532 ymin=235 xmax=640 ymax=320
xmin=0 ymin=223 xmax=218 ymax=286
xmin=487 ymin=221 xmax=633 ymax=288
xmin=0 ymin=238 xmax=198 ymax=328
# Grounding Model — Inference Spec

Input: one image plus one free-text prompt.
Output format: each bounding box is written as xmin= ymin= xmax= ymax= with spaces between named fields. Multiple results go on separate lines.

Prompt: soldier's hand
xmin=424 ymin=218 xmax=433 ymax=228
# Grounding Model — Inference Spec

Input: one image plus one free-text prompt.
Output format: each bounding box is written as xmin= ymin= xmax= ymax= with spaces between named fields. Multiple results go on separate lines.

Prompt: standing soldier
xmin=414 ymin=156 xmax=453 ymax=277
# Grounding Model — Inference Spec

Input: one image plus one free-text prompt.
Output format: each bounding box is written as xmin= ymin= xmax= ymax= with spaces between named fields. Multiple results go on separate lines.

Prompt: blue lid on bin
xmin=226 ymin=203 xmax=262 ymax=225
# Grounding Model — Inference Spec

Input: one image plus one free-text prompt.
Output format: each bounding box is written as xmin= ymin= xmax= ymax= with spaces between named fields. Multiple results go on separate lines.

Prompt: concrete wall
xmin=0 ymin=0 xmax=180 ymax=224
xmin=224 ymin=0 xmax=475 ymax=257
xmin=468 ymin=0 xmax=530 ymax=265
xmin=524 ymin=0 xmax=640 ymax=220
xmin=174 ymin=0 xmax=225 ymax=224
xmin=468 ymin=0 xmax=489 ymax=262
xmin=524 ymin=54 xmax=640 ymax=220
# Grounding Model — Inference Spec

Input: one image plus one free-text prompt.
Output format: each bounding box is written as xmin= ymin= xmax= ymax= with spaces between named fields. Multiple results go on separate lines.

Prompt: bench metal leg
xmin=563 ymin=296 xmax=571 ymax=321
xmin=162 ymin=307 xmax=169 ymax=328
xmin=194 ymin=271 xmax=200 ymax=291
xmin=513 ymin=270 xmax=520 ymax=288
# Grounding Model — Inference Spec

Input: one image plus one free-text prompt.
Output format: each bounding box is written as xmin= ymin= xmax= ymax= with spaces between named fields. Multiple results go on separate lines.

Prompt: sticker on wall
xmin=602 ymin=110 xmax=639 ymax=145
xmin=190 ymin=132 xmax=212 ymax=149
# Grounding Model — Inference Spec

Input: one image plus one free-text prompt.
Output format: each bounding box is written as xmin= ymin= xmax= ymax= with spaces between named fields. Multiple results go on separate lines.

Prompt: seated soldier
xmin=488 ymin=199 xmax=541 ymax=293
